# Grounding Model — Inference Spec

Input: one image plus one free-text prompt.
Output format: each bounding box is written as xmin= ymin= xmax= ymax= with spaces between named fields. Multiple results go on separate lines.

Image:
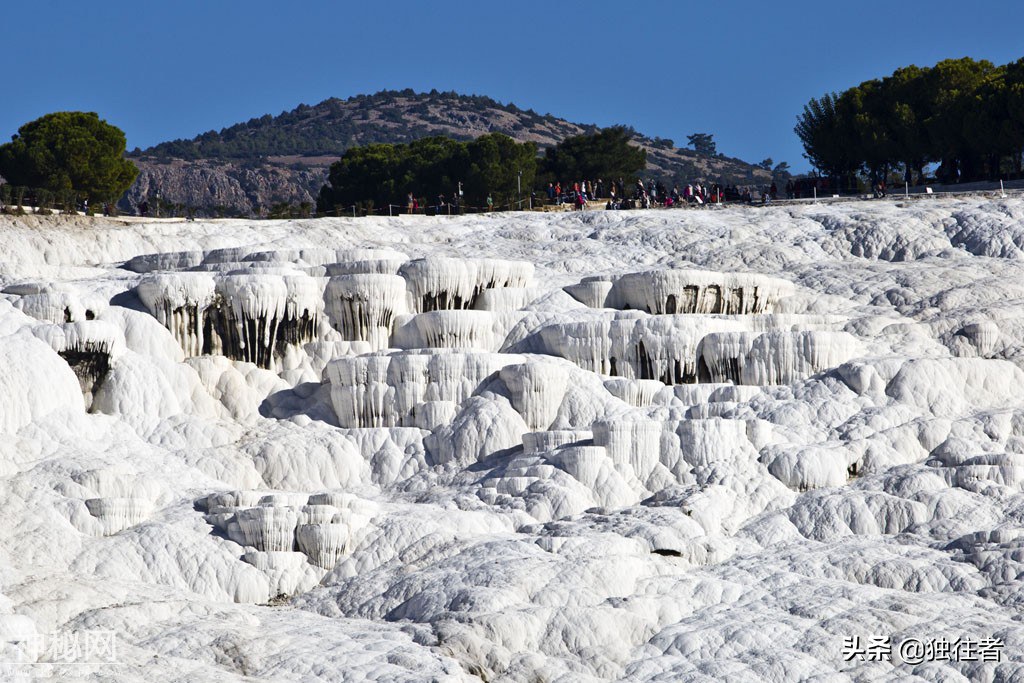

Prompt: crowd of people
xmin=545 ymin=179 xmax=615 ymax=209
xmin=540 ymin=174 xmax=896 ymax=209
xmin=542 ymin=178 xmax=770 ymax=210
xmin=397 ymin=176 xmax=827 ymax=216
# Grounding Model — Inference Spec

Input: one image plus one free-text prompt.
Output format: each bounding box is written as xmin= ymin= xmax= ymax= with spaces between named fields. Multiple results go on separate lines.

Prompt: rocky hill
xmin=124 ymin=90 xmax=772 ymax=216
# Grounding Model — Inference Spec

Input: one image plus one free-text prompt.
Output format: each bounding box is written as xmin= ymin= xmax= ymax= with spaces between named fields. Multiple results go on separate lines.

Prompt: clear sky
xmin=3 ymin=0 xmax=1023 ymax=173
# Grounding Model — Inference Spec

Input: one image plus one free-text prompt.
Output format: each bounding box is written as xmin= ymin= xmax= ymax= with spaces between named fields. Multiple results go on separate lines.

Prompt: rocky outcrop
xmin=123 ymin=158 xmax=325 ymax=217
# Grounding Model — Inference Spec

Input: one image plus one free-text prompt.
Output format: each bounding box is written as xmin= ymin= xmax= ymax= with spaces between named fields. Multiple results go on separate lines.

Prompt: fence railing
xmin=6 ymin=179 xmax=1021 ymax=222
xmin=315 ymin=196 xmax=535 ymax=219
xmin=0 ymin=184 xmax=116 ymax=216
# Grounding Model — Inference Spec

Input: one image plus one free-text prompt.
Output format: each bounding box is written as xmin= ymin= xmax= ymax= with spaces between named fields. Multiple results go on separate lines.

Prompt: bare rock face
xmin=123 ymin=158 xmax=326 ymax=217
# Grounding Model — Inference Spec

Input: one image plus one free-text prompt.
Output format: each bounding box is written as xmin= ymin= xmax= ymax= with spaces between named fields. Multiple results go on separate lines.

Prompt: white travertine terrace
xmin=85 ymin=497 xmax=154 ymax=536
xmin=563 ymin=276 xmax=614 ymax=309
xmin=333 ymin=248 xmax=410 ymax=267
xmin=398 ymin=256 xmax=534 ymax=312
xmin=325 ymin=248 xmax=409 ymax=276
xmin=326 ymin=350 xmax=524 ymax=429
xmin=530 ymin=314 xmax=749 ymax=383
xmin=137 ymin=272 xmax=217 ymax=356
xmin=399 ymin=257 xmax=481 ymax=312
xmin=123 ymin=250 xmax=206 ymax=273
xmin=323 ymin=274 xmax=408 ymax=350
xmin=391 ymin=309 xmax=496 ymax=350
xmin=296 ymin=522 xmax=349 ymax=569
xmin=472 ymin=287 xmax=541 ymax=312
xmin=697 ymin=330 xmax=860 ymax=384
xmin=6 ymin=282 xmax=108 ymax=324
xmin=231 ymin=506 xmax=300 ymax=552
xmin=3 ymin=199 xmax=1024 ymax=680
xmin=603 ymin=378 xmax=666 ymax=406
xmin=499 ymin=359 xmax=571 ymax=430
xmin=605 ymin=268 xmax=795 ymax=314
xmin=137 ymin=271 xmax=323 ymax=368
xmin=30 ymin=320 xmax=124 ymax=408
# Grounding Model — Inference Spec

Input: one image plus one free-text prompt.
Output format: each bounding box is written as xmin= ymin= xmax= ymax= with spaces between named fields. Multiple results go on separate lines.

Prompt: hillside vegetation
xmin=125 ymin=90 xmax=771 ymax=216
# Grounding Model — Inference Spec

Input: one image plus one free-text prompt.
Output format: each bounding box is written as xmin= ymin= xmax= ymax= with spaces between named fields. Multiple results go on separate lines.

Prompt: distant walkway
xmin=766 ymin=178 xmax=1024 ymax=207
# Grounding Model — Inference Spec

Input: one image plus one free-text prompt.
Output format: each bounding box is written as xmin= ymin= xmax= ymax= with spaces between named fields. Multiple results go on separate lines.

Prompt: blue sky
xmin=3 ymin=0 xmax=1023 ymax=173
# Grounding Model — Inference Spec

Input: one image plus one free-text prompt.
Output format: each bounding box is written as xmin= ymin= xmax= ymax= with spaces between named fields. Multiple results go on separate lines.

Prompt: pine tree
xmin=0 ymin=112 xmax=138 ymax=203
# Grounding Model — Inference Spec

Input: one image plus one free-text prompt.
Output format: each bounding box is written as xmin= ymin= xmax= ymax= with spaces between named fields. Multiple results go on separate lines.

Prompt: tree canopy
xmin=316 ymin=133 xmax=536 ymax=213
xmin=686 ymin=133 xmax=717 ymax=156
xmin=540 ymin=126 xmax=647 ymax=183
xmin=0 ymin=112 xmax=138 ymax=202
xmin=795 ymin=57 xmax=1024 ymax=185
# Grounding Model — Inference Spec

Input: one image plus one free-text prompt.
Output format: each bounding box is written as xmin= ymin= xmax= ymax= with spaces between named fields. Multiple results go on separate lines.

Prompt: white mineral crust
xmin=0 ymin=198 xmax=1023 ymax=680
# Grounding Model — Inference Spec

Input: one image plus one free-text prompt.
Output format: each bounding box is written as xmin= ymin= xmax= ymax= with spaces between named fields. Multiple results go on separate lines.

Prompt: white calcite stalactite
xmin=33 ymin=321 xmax=125 ymax=410
xmin=333 ymin=248 xmax=410 ymax=270
xmin=399 ymin=257 xmax=480 ymax=313
xmin=399 ymin=257 xmax=534 ymax=313
xmin=473 ymin=258 xmax=534 ymax=295
xmin=205 ymin=493 xmax=369 ymax=580
xmin=213 ymin=274 xmax=290 ymax=367
xmin=603 ymin=378 xmax=666 ymax=407
xmin=521 ymin=430 xmax=592 ymax=455
xmin=605 ymin=269 xmax=794 ymax=315
xmin=240 ymin=550 xmax=323 ymax=597
xmin=230 ymin=506 xmax=299 ymax=552
xmin=743 ymin=331 xmax=860 ymax=385
xmin=592 ymin=418 xmax=664 ymax=484
xmin=137 ymin=273 xmax=217 ymax=357
xmin=696 ymin=332 xmax=757 ymax=384
xmin=563 ymin=277 xmax=614 ymax=309
xmin=697 ymin=330 xmax=860 ymax=386
xmin=210 ymin=273 xmax=324 ymax=369
xmin=84 ymin=497 xmax=153 ymax=536
xmin=296 ymin=523 xmax=350 ymax=569
xmin=205 ymin=490 xmax=267 ymax=511
xmin=324 ymin=274 xmax=408 ymax=350
xmin=139 ymin=271 xmax=323 ymax=369
xmin=499 ymin=360 xmax=570 ymax=431
xmin=955 ymin=320 xmax=1001 ymax=357
xmin=534 ymin=314 xmax=748 ymax=384
xmin=327 ymin=353 xmax=419 ymax=429
xmin=297 ymin=504 xmax=344 ymax=525
xmin=276 ymin=274 xmax=325 ymax=348
xmin=326 ymin=259 xmax=408 ymax=276
xmin=391 ymin=310 xmax=496 ymax=351
xmin=326 ymin=350 xmax=522 ymax=428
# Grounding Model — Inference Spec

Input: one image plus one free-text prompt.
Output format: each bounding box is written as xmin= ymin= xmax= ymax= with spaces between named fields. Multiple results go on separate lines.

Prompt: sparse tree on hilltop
xmin=686 ymin=133 xmax=717 ymax=156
